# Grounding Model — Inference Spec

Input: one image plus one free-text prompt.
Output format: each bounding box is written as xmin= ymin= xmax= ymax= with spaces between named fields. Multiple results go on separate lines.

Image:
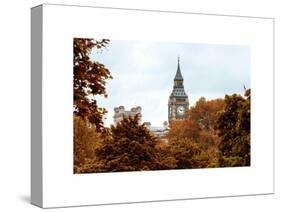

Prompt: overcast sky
xmin=90 ymin=40 xmax=250 ymax=127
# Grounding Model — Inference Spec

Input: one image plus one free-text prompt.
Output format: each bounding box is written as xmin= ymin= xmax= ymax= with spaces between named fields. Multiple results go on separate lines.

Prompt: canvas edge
xmin=34 ymin=3 xmax=275 ymax=20
xmin=31 ymin=5 xmax=43 ymax=208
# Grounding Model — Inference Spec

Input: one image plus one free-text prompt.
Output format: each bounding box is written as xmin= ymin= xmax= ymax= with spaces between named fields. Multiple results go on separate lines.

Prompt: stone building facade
xmin=113 ymin=106 xmax=142 ymax=125
xmin=168 ymin=57 xmax=189 ymax=122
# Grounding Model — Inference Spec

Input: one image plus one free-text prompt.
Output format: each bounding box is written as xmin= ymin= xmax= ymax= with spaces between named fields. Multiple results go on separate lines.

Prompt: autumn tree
xmin=73 ymin=38 xmax=112 ymax=131
xmin=168 ymin=119 xmax=201 ymax=142
xmin=168 ymin=138 xmax=203 ymax=169
xmin=73 ymin=115 xmax=104 ymax=173
xmin=90 ymin=115 xmax=168 ymax=172
xmin=167 ymin=98 xmax=225 ymax=168
xmin=155 ymin=141 xmax=178 ymax=170
xmin=168 ymin=98 xmax=224 ymax=146
xmin=189 ymin=98 xmax=224 ymax=152
xmin=216 ymin=89 xmax=251 ymax=167
xmin=189 ymin=97 xmax=225 ymax=131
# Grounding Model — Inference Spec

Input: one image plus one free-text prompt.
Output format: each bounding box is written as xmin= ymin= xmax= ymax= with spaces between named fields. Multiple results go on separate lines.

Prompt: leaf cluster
xmin=216 ymin=89 xmax=251 ymax=166
xmin=73 ymin=38 xmax=112 ymax=131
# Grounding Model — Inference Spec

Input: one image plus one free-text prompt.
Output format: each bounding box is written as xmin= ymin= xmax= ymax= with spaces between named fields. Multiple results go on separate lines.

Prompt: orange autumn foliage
xmin=167 ymin=98 xmax=225 ymax=168
xmin=73 ymin=115 xmax=104 ymax=173
xmin=73 ymin=38 xmax=112 ymax=132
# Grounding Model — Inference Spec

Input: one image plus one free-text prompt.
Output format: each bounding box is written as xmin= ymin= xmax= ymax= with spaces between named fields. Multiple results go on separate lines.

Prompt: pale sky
xmin=90 ymin=40 xmax=250 ymax=127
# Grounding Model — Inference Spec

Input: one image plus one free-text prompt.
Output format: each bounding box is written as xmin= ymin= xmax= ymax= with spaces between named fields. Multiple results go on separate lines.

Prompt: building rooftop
xmin=174 ymin=56 xmax=184 ymax=81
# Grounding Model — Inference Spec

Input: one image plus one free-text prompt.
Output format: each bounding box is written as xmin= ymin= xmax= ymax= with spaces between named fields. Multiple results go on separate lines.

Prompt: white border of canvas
xmin=37 ymin=4 xmax=274 ymax=208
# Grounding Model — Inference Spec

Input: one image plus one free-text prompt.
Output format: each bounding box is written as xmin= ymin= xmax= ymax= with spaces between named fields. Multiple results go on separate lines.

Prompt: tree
xmin=167 ymin=98 xmax=225 ymax=168
xmin=189 ymin=97 xmax=224 ymax=157
xmin=73 ymin=115 xmax=104 ymax=173
xmin=155 ymin=141 xmax=178 ymax=170
xmin=168 ymin=137 xmax=203 ymax=169
xmin=91 ymin=115 xmax=166 ymax=172
xmin=73 ymin=38 xmax=112 ymax=131
xmin=189 ymin=97 xmax=224 ymax=130
xmin=216 ymin=89 xmax=251 ymax=167
xmin=168 ymin=119 xmax=201 ymax=142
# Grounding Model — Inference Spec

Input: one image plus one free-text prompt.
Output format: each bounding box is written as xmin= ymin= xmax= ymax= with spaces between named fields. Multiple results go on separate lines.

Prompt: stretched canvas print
xmin=31 ymin=4 xmax=274 ymax=208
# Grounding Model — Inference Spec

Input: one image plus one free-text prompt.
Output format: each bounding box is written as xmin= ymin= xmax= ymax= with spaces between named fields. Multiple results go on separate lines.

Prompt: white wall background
xmin=0 ymin=0 xmax=280 ymax=211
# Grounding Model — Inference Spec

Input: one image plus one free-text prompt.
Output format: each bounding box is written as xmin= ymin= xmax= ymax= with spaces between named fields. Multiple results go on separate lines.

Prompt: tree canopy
xmin=73 ymin=38 xmax=112 ymax=131
xmin=91 ymin=115 xmax=164 ymax=172
xmin=216 ymin=89 xmax=251 ymax=167
xmin=167 ymin=98 xmax=225 ymax=168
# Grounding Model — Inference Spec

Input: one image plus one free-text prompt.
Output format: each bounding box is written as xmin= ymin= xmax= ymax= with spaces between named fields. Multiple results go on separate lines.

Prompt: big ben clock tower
xmin=168 ymin=57 xmax=189 ymax=122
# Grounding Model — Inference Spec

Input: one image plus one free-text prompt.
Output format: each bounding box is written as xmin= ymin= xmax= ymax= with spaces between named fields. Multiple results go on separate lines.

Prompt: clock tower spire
xmin=168 ymin=57 xmax=189 ymax=122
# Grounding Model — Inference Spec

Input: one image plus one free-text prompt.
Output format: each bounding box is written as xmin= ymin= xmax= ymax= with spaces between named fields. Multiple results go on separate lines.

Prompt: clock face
xmin=177 ymin=105 xmax=185 ymax=115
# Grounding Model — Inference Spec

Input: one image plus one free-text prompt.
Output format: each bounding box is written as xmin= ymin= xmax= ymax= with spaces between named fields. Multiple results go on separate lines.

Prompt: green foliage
xmin=216 ymin=89 xmax=251 ymax=167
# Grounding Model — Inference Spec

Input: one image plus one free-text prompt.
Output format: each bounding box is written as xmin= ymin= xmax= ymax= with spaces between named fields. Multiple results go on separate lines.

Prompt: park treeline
xmin=74 ymin=90 xmax=250 ymax=173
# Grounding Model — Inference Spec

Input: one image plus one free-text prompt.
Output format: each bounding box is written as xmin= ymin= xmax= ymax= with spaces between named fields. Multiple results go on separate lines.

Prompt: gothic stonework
xmin=168 ymin=57 xmax=189 ymax=122
xmin=113 ymin=106 xmax=142 ymax=125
